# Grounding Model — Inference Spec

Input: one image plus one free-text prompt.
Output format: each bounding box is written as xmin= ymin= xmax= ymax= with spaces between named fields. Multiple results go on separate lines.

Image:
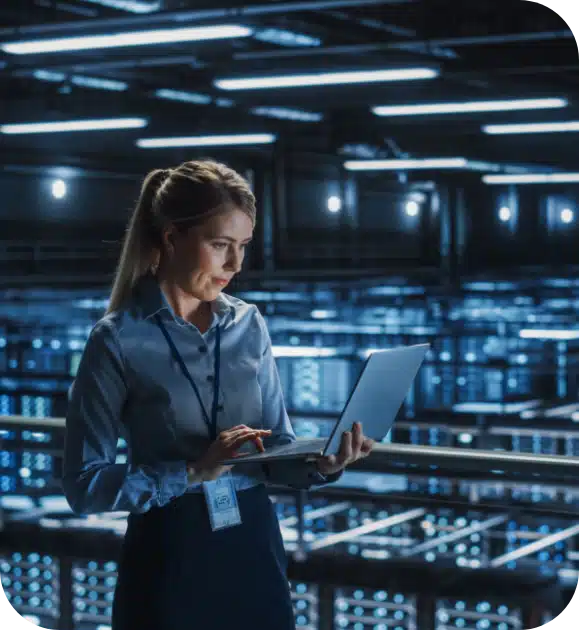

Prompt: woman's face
xmin=165 ymin=206 xmax=254 ymax=301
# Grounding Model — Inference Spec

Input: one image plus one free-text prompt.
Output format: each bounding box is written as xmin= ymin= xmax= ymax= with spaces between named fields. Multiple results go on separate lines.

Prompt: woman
xmin=62 ymin=159 xmax=374 ymax=630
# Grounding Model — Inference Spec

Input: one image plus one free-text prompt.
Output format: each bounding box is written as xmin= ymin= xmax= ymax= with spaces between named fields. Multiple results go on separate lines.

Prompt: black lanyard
xmin=155 ymin=314 xmax=221 ymax=441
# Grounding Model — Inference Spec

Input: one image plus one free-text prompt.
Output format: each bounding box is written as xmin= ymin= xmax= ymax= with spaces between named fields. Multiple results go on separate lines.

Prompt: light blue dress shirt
xmin=62 ymin=271 xmax=338 ymax=515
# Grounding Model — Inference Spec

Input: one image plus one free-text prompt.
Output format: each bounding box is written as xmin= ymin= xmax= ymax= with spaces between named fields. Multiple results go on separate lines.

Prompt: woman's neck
xmin=156 ymin=273 xmax=209 ymax=326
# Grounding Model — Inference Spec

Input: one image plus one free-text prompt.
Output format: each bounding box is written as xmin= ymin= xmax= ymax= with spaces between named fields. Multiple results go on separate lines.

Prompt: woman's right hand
xmin=189 ymin=425 xmax=272 ymax=482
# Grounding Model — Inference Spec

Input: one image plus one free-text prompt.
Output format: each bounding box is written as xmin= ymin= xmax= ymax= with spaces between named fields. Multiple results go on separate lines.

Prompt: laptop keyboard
xmin=265 ymin=438 xmax=327 ymax=456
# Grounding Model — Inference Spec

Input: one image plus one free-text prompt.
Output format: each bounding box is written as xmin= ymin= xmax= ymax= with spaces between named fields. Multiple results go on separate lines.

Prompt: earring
xmin=150 ymin=250 xmax=160 ymax=275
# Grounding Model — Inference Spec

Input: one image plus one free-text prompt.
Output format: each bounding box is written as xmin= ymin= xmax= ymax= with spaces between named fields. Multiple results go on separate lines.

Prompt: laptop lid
xmin=322 ymin=343 xmax=429 ymax=456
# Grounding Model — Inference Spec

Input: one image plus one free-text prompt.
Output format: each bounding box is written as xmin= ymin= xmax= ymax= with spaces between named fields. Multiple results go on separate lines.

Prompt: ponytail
xmin=105 ymin=169 xmax=167 ymax=314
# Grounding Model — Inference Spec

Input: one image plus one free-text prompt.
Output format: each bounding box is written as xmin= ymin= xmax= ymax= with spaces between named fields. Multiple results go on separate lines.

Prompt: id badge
xmin=203 ymin=473 xmax=242 ymax=531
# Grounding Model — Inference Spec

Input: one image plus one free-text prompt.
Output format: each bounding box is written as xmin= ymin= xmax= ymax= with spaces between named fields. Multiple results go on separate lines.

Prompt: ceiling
xmin=1 ymin=0 xmax=578 ymax=176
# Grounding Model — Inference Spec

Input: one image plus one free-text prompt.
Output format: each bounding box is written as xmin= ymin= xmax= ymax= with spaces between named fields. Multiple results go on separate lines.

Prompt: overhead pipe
xmin=244 ymin=0 xmax=416 ymax=15
xmin=42 ymin=2 xmax=98 ymax=17
xmin=235 ymin=29 xmax=574 ymax=61
xmin=395 ymin=29 xmax=574 ymax=48
xmin=62 ymin=54 xmax=203 ymax=72
xmin=325 ymin=9 xmax=459 ymax=60
xmin=489 ymin=63 xmax=579 ymax=77
xmin=234 ymin=41 xmax=405 ymax=60
xmin=0 ymin=0 xmax=416 ymax=37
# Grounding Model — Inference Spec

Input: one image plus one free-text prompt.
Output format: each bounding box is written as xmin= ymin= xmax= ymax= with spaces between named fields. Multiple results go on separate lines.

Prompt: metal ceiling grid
xmin=0 ymin=0 xmax=577 ymax=173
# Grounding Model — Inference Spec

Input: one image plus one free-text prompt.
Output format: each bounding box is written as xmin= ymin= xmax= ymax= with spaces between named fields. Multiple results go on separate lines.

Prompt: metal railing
xmin=3 ymin=414 xmax=579 ymax=480
xmin=1 ymin=414 xmax=578 ymax=629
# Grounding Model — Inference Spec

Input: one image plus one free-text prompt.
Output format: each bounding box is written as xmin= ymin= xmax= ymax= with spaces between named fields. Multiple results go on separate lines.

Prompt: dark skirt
xmin=111 ymin=483 xmax=295 ymax=630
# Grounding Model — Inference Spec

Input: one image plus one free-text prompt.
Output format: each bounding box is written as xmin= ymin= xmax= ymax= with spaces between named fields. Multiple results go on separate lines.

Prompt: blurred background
xmin=1 ymin=0 xmax=579 ymax=628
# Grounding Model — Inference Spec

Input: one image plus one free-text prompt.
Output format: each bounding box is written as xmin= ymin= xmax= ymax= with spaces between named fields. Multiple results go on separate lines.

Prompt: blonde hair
xmin=106 ymin=160 xmax=256 ymax=314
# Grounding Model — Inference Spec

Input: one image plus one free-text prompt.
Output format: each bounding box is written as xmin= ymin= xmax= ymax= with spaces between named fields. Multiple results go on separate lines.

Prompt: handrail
xmin=363 ymin=442 xmax=579 ymax=479
xmin=1 ymin=415 xmax=66 ymax=429
xmin=2 ymin=414 xmax=579 ymax=479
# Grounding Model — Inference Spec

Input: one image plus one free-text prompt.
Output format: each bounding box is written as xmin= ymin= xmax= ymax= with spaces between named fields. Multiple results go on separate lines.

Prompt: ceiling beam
xmin=321 ymin=9 xmax=459 ymax=60
xmin=0 ymin=0 xmax=98 ymax=19
xmin=403 ymin=29 xmax=574 ymax=48
xmin=234 ymin=30 xmax=574 ymax=62
xmin=488 ymin=64 xmax=579 ymax=77
xmin=0 ymin=0 xmax=417 ymax=37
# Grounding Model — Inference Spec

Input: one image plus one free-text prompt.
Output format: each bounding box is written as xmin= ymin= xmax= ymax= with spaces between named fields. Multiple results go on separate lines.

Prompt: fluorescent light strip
xmin=483 ymin=121 xmax=579 ymax=134
xmin=33 ymin=70 xmax=65 ymax=82
xmin=79 ymin=0 xmax=161 ymax=13
xmin=215 ymin=68 xmax=438 ymax=90
xmin=0 ymin=118 xmax=147 ymax=134
xmin=519 ymin=329 xmax=579 ymax=340
xmin=483 ymin=173 xmax=579 ymax=185
xmin=272 ymin=346 xmax=338 ymax=358
xmin=254 ymin=28 xmax=320 ymax=48
xmin=33 ymin=70 xmax=128 ymax=91
xmin=70 ymin=76 xmax=128 ymax=91
xmin=373 ymin=97 xmax=568 ymax=116
xmin=344 ymin=158 xmax=467 ymax=171
xmin=452 ymin=401 xmax=541 ymax=414
xmin=215 ymin=98 xmax=235 ymax=108
xmin=155 ymin=89 xmax=212 ymax=105
xmin=2 ymin=24 xmax=252 ymax=55
xmin=136 ymin=133 xmax=276 ymax=148
xmin=250 ymin=106 xmax=322 ymax=122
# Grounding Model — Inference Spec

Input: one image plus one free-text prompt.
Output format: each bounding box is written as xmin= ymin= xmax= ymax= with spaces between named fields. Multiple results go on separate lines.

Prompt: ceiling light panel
xmin=155 ymin=89 xmax=212 ymax=105
xmin=32 ymin=70 xmax=128 ymax=91
xmin=253 ymin=28 xmax=321 ymax=47
xmin=2 ymin=24 xmax=253 ymax=54
xmin=250 ymin=107 xmax=322 ymax=122
xmin=344 ymin=158 xmax=468 ymax=171
xmin=71 ymin=76 xmax=128 ymax=91
xmin=215 ymin=68 xmax=439 ymax=90
xmin=483 ymin=121 xmax=579 ymax=134
xmin=136 ymin=133 xmax=276 ymax=148
xmin=0 ymin=118 xmax=147 ymax=134
xmin=373 ymin=98 xmax=568 ymax=117
xmin=483 ymin=173 xmax=579 ymax=185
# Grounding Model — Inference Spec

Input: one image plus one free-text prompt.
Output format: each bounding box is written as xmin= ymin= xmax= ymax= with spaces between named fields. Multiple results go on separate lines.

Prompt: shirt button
xmin=199 ymin=346 xmax=207 ymax=353
xmin=207 ymin=375 xmax=214 ymax=383
xmin=217 ymin=404 xmax=224 ymax=412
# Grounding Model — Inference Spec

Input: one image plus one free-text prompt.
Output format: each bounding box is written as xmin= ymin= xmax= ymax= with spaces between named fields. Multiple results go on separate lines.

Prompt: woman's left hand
xmin=315 ymin=422 xmax=374 ymax=476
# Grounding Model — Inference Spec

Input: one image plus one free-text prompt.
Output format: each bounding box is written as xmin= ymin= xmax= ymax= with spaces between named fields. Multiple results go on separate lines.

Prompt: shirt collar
xmin=133 ymin=271 xmax=236 ymax=325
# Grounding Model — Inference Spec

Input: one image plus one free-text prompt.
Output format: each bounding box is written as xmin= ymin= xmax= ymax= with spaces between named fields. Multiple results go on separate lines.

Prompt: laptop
xmin=221 ymin=343 xmax=429 ymax=465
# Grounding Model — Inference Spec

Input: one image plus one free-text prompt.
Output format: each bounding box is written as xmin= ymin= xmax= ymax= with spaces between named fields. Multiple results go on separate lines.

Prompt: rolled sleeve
xmin=62 ymin=318 xmax=190 ymax=515
xmin=255 ymin=310 xmax=343 ymax=489
xmin=160 ymin=461 xmax=190 ymax=504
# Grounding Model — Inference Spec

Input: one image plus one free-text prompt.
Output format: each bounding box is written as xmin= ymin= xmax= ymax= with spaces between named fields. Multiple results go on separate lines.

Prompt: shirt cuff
xmin=160 ymin=461 xmax=190 ymax=504
xmin=306 ymin=462 xmax=344 ymax=485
